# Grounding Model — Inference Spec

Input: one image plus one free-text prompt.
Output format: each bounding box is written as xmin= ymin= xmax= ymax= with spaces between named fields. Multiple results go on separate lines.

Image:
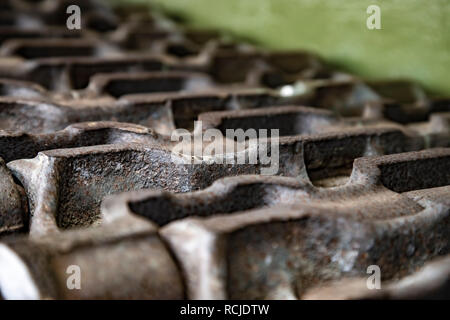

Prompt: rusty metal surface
xmin=0 ymin=157 xmax=27 ymax=234
xmin=0 ymin=0 xmax=448 ymax=300
xmin=0 ymin=216 xmax=184 ymax=299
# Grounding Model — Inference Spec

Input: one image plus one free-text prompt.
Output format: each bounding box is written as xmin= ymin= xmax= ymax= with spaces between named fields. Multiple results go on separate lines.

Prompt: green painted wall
xmin=113 ymin=0 xmax=450 ymax=95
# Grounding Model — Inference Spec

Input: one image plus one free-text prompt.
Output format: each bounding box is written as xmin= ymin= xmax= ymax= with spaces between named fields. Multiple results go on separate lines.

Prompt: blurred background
xmin=111 ymin=0 xmax=450 ymax=95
